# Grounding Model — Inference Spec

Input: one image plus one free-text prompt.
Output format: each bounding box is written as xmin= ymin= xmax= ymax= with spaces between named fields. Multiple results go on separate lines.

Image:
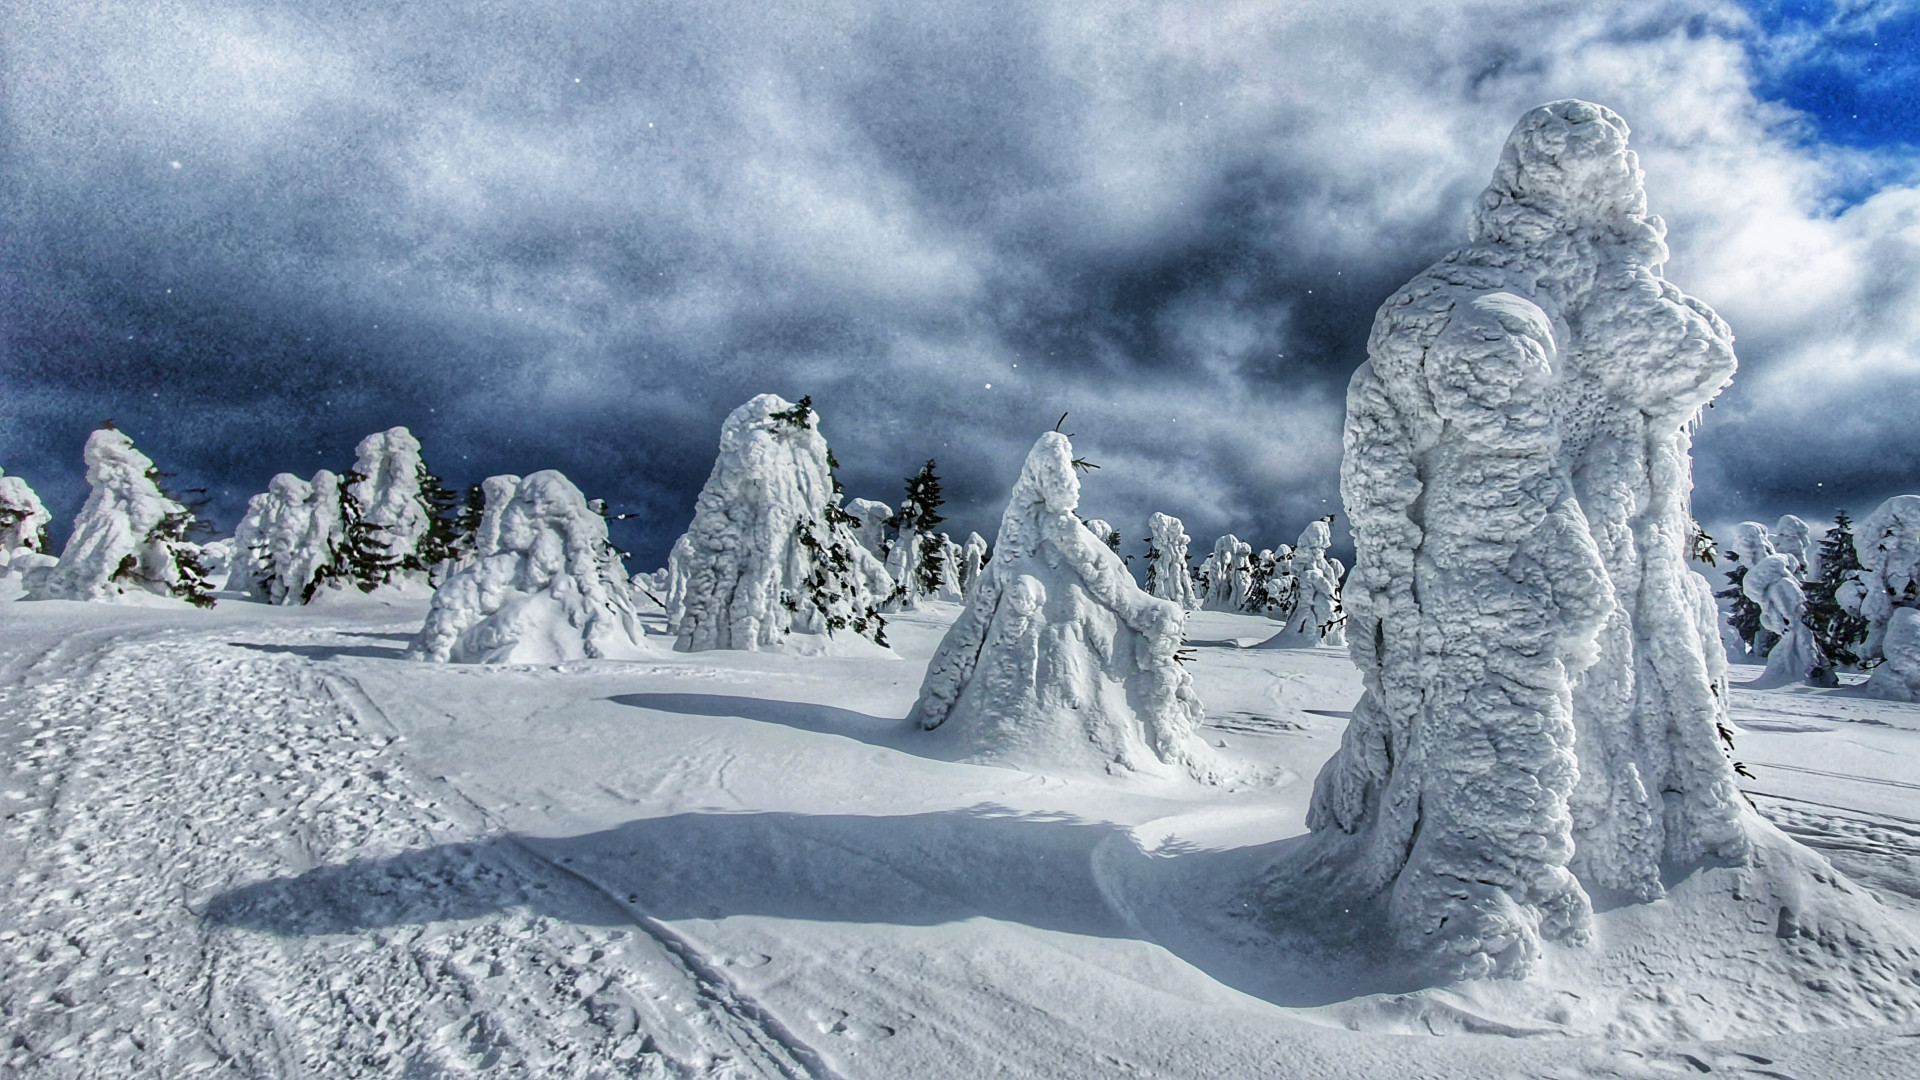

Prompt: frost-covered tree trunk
xmin=227 ymin=471 xmax=347 ymax=604
xmin=672 ymin=395 xmax=891 ymax=651
xmin=1305 ymin=101 xmax=1753 ymax=978
xmin=406 ymin=470 xmax=645 ymax=663
xmin=1144 ymin=512 xmax=1199 ymax=611
xmin=0 ymin=469 xmax=52 ymax=555
xmin=909 ymin=432 xmax=1202 ymax=773
xmin=1201 ymin=535 xmax=1252 ymax=611
xmin=30 ymin=428 xmax=213 ymax=606
xmin=1260 ymin=519 xmax=1344 ymax=648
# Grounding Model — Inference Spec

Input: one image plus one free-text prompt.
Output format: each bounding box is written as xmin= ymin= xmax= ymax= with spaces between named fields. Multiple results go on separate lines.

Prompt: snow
xmin=227 ymin=471 xmax=347 ymax=604
xmin=907 ymin=431 xmax=1204 ymax=775
xmin=1865 ymin=606 xmax=1920 ymax=701
xmin=1145 ymin=511 xmax=1200 ymax=611
xmin=1201 ymin=533 xmax=1253 ymax=611
xmin=405 ymin=470 xmax=647 ymax=663
xmin=1259 ymin=518 xmax=1345 ymax=649
xmin=1298 ymin=100 xmax=1915 ymax=986
xmin=1776 ymin=513 xmax=1817 ymax=580
xmin=27 ymin=428 xmax=203 ymax=605
xmin=0 ymin=468 xmax=52 ymax=556
xmin=957 ymin=531 xmax=988 ymax=596
xmin=670 ymin=395 xmax=892 ymax=652
xmin=1736 ymin=521 xmax=1829 ymax=689
xmin=347 ymin=426 xmax=432 ymax=570
xmin=1853 ymin=494 xmax=1920 ymax=665
xmin=847 ymin=498 xmax=892 ymax=558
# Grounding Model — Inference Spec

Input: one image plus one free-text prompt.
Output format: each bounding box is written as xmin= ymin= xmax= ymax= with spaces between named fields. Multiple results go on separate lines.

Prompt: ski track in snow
xmin=0 ymin=621 xmax=833 ymax=1079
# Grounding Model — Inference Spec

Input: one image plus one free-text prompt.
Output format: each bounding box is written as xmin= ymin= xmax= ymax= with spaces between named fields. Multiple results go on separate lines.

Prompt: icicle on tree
xmin=30 ymin=426 xmax=214 ymax=607
xmin=958 ymin=531 xmax=989 ymax=596
xmin=1144 ymin=512 xmax=1199 ymax=611
xmin=407 ymin=471 xmax=645 ymax=663
xmin=227 ymin=471 xmax=347 ymax=604
xmin=1200 ymin=534 xmax=1253 ymax=611
xmin=910 ymin=431 xmax=1202 ymax=773
xmin=1731 ymin=521 xmax=1831 ymax=687
xmin=1853 ymin=495 xmax=1920 ymax=700
xmin=1302 ymin=101 xmax=1773 ymax=978
xmin=1260 ymin=518 xmax=1345 ymax=648
xmin=884 ymin=460 xmax=946 ymax=610
xmin=1803 ymin=510 xmax=1870 ymax=670
xmin=0 ymin=469 xmax=52 ymax=555
xmin=671 ymin=395 xmax=892 ymax=651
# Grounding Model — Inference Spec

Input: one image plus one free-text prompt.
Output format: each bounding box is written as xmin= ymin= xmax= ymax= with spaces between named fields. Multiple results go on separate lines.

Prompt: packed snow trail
xmin=0 ymin=614 xmax=831 ymax=1079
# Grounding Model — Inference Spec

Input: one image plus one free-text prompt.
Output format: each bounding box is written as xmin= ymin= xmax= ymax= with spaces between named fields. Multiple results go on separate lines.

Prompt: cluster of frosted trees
xmin=1154 ymin=517 xmax=1347 ymax=647
xmin=1712 ymin=504 xmax=1920 ymax=699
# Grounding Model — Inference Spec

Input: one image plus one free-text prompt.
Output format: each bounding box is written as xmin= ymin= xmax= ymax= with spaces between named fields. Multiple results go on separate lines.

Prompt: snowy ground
xmin=1 ymin=600 xmax=1916 ymax=1078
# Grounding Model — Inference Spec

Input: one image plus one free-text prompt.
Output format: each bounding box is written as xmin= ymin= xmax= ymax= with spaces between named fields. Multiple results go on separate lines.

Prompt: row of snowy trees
xmin=1711 ymin=503 xmax=1920 ymax=701
xmin=1144 ymin=516 xmax=1348 ymax=648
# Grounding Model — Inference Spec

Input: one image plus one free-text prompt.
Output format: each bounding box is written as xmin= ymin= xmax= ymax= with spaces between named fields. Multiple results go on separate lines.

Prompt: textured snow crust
xmin=1296 ymin=100 xmax=1904 ymax=982
xmin=29 ymin=430 xmax=201 ymax=604
xmin=908 ymin=432 xmax=1203 ymax=773
xmin=1145 ymin=512 xmax=1200 ymax=611
xmin=227 ymin=471 xmax=347 ymax=605
xmin=406 ymin=471 xmax=646 ymax=664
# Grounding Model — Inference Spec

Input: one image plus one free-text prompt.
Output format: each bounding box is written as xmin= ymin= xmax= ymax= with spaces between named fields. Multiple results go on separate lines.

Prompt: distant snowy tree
xmin=847 ymin=498 xmax=893 ymax=558
xmin=0 ymin=468 xmax=52 ymax=555
xmin=884 ymin=460 xmax=947 ymax=609
xmin=406 ymin=470 xmax=645 ymax=663
xmin=909 ymin=431 xmax=1202 ymax=773
xmin=1774 ymin=514 xmax=1816 ymax=582
xmin=1732 ymin=522 xmax=1831 ymax=688
xmin=1804 ymin=510 xmax=1869 ymax=669
xmin=1200 ymin=534 xmax=1253 ymax=611
xmin=672 ymin=395 xmax=891 ymax=651
xmin=1143 ymin=512 xmax=1199 ymax=611
xmin=958 ymin=531 xmax=989 ymax=596
xmin=227 ymin=471 xmax=347 ymax=604
xmin=1303 ymin=101 xmax=1756 ymax=978
xmin=30 ymin=427 xmax=213 ymax=607
xmin=1261 ymin=518 xmax=1344 ymax=648
xmin=1866 ymin=608 xmax=1920 ymax=702
xmin=1853 ymin=495 xmax=1920 ymax=697
xmin=1244 ymin=546 xmax=1294 ymax=615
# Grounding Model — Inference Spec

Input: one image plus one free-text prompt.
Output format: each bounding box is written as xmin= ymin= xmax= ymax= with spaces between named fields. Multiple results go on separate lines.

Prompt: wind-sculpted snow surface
xmin=672 ymin=395 xmax=891 ymax=651
xmin=30 ymin=430 xmax=203 ymax=604
xmin=407 ymin=471 xmax=645 ymax=664
xmin=1261 ymin=519 xmax=1345 ymax=649
xmin=1853 ymin=495 xmax=1920 ymax=672
xmin=1301 ymin=101 xmax=1774 ymax=979
xmin=0 ymin=469 xmax=51 ymax=555
xmin=227 ymin=472 xmax=346 ymax=604
xmin=347 ymin=427 xmax=432 ymax=569
xmin=909 ymin=433 xmax=1202 ymax=774
xmin=1145 ymin=512 xmax=1199 ymax=611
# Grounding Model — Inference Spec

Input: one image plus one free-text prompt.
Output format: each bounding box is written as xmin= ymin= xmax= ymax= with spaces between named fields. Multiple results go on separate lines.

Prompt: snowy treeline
xmin=28 ymin=427 xmax=214 ymax=606
xmin=667 ymin=395 xmax=892 ymax=651
xmin=910 ymin=431 xmax=1203 ymax=773
xmin=406 ymin=471 xmax=645 ymax=663
xmin=1305 ymin=100 xmax=1754 ymax=977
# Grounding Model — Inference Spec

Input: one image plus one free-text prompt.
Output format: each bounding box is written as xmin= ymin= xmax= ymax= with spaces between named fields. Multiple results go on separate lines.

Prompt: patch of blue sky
xmin=1739 ymin=1 xmax=1920 ymax=150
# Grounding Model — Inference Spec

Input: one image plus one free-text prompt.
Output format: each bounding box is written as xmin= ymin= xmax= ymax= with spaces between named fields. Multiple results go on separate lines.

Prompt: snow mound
xmin=406 ymin=470 xmax=647 ymax=664
xmin=227 ymin=471 xmax=347 ymax=604
xmin=29 ymin=429 xmax=208 ymax=605
xmin=1145 ymin=512 xmax=1199 ymax=611
xmin=909 ymin=432 xmax=1204 ymax=775
xmin=1293 ymin=100 xmax=1880 ymax=983
xmin=670 ymin=395 xmax=892 ymax=651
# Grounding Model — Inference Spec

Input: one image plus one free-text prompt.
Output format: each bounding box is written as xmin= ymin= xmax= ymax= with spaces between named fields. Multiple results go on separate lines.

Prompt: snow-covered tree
xmin=1200 ymin=534 xmax=1253 ymax=611
xmin=0 ymin=468 xmax=52 ymax=556
xmin=1244 ymin=546 xmax=1294 ymax=615
xmin=1732 ymin=522 xmax=1830 ymax=688
xmin=1260 ymin=518 xmax=1345 ymax=648
xmin=910 ymin=431 xmax=1202 ymax=773
xmin=885 ymin=460 xmax=947 ymax=609
xmin=227 ymin=471 xmax=347 ymax=604
xmin=1143 ymin=512 xmax=1198 ymax=611
xmin=1304 ymin=101 xmax=1758 ymax=978
xmin=847 ymin=498 xmax=893 ymax=558
xmin=671 ymin=394 xmax=892 ymax=651
xmin=30 ymin=427 xmax=213 ymax=607
xmin=1804 ymin=510 xmax=1869 ymax=669
xmin=1853 ymin=495 xmax=1920 ymax=698
xmin=1774 ymin=514 xmax=1816 ymax=581
xmin=1867 ymin=607 xmax=1920 ymax=701
xmin=931 ymin=532 xmax=965 ymax=600
xmin=406 ymin=470 xmax=645 ymax=663
xmin=957 ymin=531 xmax=989 ymax=595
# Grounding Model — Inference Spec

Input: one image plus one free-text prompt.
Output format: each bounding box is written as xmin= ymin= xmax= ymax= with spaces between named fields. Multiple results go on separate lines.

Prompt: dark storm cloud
xmin=4 ymin=0 xmax=1917 ymax=569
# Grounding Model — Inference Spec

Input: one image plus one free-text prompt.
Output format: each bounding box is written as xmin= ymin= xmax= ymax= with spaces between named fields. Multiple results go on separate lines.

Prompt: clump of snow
xmin=909 ymin=432 xmax=1203 ymax=774
xmin=1200 ymin=534 xmax=1253 ymax=611
xmin=0 ymin=468 xmax=52 ymax=556
xmin=1852 ymin=494 xmax=1920 ymax=667
xmin=227 ymin=472 xmax=347 ymax=604
xmin=406 ymin=470 xmax=646 ymax=664
xmin=848 ymin=498 xmax=893 ymax=558
xmin=347 ymin=427 xmax=432 ymax=571
xmin=1144 ymin=512 xmax=1199 ymax=611
xmin=670 ymin=395 xmax=892 ymax=651
xmin=29 ymin=429 xmax=211 ymax=606
xmin=1259 ymin=518 xmax=1346 ymax=649
xmin=1300 ymin=101 xmax=1774 ymax=979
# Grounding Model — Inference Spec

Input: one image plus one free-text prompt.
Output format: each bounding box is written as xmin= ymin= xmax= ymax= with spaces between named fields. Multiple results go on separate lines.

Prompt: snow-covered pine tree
xmin=1716 ymin=555 xmax=1769 ymax=660
xmin=1143 ymin=512 xmax=1199 ymax=611
xmin=316 ymin=470 xmax=405 ymax=595
xmin=0 ymin=469 xmax=52 ymax=554
xmin=1804 ymin=510 xmax=1870 ymax=669
xmin=414 ymin=459 xmax=464 ymax=578
xmin=31 ymin=426 xmax=215 ymax=607
xmin=889 ymin=459 xmax=947 ymax=602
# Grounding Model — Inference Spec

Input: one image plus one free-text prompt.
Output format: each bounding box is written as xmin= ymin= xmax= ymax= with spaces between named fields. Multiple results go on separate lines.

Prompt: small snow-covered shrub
xmin=406 ymin=470 xmax=645 ymax=663
xmin=909 ymin=432 xmax=1202 ymax=773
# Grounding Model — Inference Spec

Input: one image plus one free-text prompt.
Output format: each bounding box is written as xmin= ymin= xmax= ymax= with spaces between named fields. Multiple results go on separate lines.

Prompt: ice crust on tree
xmin=1854 ymin=495 xmax=1920 ymax=698
xmin=1201 ymin=534 xmax=1253 ymax=611
xmin=406 ymin=471 xmax=645 ymax=663
xmin=848 ymin=499 xmax=892 ymax=558
xmin=30 ymin=429 xmax=208 ymax=604
xmin=1302 ymin=101 xmax=1759 ymax=978
xmin=348 ymin=427 xmax=432 ymax=571
xmin=227 ymin=472 xmax=346 ymax=604
xmin=670 ymin=394 xmax=892 ymax=652
xmin=1260 ymin=519 xmax=1346 ymax=649
xmin=1144 ymin=512 xmax=1199 ymax=611
xmin=908 ymin=432 xmax=1203 ymax=774
xmin=0 ymin=469 xmax=52 ymax=557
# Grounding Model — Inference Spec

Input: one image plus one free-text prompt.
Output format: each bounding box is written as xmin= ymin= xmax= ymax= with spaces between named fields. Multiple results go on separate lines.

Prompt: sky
xmin=5 ymin=0 xmax=1920 ymax=570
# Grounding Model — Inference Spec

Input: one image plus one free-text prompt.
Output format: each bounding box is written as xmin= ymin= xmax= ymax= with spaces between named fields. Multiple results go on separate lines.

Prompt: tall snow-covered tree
xmin=1731 ymin=521 xmax=1830 ymax=688
xmin=1774 ymin=514 xmax=1816 ymax=580
xmin=1143 ymin=512 xmax=1198 ymax=611
xmin=671 ymin=394 xmax=892 ymax=650
xmin=909 ymin=431 xmax=1202 ymax=773
xmin=958 ymin=531 xmax=989 ymax=595
xmin=1716 ymin=554 xmax=1769 ymax=660
xmin=1804 ymin=510 xmax=1869 ymax=668
xmin=1261 ymin=518 xmax=1344 ymax=648
xmin=1200 ymin=534 xmax=1253 ymax=611
xmin=30 ymin=426 xmax=214 ymax=607
xmin=886 ymin=459 xmax=947 ymax=606
xmin=227 ymin=471 xmax=347 ymax=604
xmin=1853 ymin=495 xmax=1920 ymax=698
xmin=0 ymin=469 xmax=52 ymax=554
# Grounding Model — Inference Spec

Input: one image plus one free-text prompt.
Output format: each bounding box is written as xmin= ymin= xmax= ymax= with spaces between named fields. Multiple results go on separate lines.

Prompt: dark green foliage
xmin=891 ymin=460 xmax=946 ymax=597
xmin=768 ymin=395 xmax=815 ymax=430
xmin=313 ymin=470 xmax=403 ymax=596
xmin=787 ymin=431 xmax=887 ymax=645
xmin=1716 ymin=556 xmax=1774 ymax=658
xmin=1804 ymin=510 xmax=1871 ymax=669
xmin=414 ymin=461 xmax=464 ymax=573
